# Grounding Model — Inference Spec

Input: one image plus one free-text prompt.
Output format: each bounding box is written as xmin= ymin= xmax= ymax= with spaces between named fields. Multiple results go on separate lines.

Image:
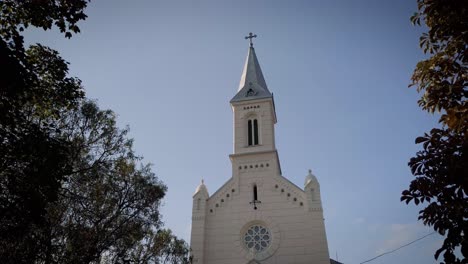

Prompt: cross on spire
xmin=245 ymin=32 xmax=257 ymax=47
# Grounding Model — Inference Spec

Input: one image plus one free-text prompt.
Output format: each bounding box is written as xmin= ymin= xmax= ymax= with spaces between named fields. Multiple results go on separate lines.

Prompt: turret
xmin=304 ymin=170 xmax=322 ymax=211
xmin=194 ymin=179 xmax=209 ymax=198
xmin=190 ymin=180 xmax=209 ymax=263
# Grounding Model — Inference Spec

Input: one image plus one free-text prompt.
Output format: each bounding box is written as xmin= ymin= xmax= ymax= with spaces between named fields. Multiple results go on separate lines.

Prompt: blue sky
xmin=25 ymin=0 xmax=444 ymax=263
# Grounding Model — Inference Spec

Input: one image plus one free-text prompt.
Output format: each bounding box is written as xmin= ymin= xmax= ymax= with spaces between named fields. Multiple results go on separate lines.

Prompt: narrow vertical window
xmin=250 ymin=184 xmax=261 ymax=210
xmin=253 ymin=119 xmax=259 ymax=145
xmin=247 ymin=118 xmax=259 ymax=146
xmin=310 ymin=188 xmax=315 ymax=201
xmin=253 ymin=185 xmax=258 ymax=201
xmin=196 ymin=198 xmax=201 ymax=210
xmin=248 ymin=120 xmax=253 ymax=146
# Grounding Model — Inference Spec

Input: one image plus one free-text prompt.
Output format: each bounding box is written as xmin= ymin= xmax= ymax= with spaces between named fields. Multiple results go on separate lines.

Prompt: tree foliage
xmin=0 ymin=1 xmax=189 ymax=263
xmin=42 ymin=100 xmax=189 ymax=264
xmin=401 ymin=0 xmax=468 ymax=263
xmin=1 ymin=0 xmax=88 ymax=53
xmin=1 ymin=34 xmax=85 ymax=264
xmin=109 ymin=229 xmax=190 ymax=264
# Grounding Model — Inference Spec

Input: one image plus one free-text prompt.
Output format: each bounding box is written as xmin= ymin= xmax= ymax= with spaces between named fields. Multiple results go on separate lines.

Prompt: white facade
xmin=190 ymin=44 xmax=330 ymax=264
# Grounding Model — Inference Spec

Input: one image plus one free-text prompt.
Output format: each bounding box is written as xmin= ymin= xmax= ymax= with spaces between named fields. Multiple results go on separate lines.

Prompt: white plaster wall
xmin=191 ymin=190 xmax=208 ymax=264
xmin=232 ymin=99 xmax=276 ymax=155
xmin=190 ymin=97 xmax=330 ymax=264
xmin=191 ymin=151 xmax=330 ymax=264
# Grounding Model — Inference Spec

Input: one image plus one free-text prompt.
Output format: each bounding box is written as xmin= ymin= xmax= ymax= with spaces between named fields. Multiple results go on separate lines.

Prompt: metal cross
xmin=245 ymin=32 xmax=257 ymax=47
xmin=250 ymin=199 xmax=261 ymax=210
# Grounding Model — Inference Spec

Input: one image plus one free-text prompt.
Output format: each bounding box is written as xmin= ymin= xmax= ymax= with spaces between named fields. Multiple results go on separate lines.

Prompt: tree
xmin=111 ymin=229 xmax=191 ymax=264
xmin=41 ymin=101 xmax=189 ymax=264
xmin=0 ymin=1 xmax=189 ymax=263
xmin=0 ymin=1 xmax=89 ymax=261
xmin=401 ymin=0 xmax=468 ymax=263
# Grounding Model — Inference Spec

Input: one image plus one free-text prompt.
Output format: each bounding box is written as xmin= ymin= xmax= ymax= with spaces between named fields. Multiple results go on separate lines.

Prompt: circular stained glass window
xmin=243 ymin=225 xmax=271 ymax=253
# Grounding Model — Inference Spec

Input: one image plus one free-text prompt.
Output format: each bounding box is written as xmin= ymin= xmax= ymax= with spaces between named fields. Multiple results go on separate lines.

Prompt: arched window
xmin=253 ymin=185 xmax=258 ymax=201
xmin=247 ymin=118 xmax=259 ymax=146
xmin=196 ymin=198 xmax=201 ymax=210
xmin=310 ymin=188 xmax=316 ymax=201
xmin=248 ymin=120 xmax=253 ymax=146
xmin=253 ymin=119 xmax=259 ymax=145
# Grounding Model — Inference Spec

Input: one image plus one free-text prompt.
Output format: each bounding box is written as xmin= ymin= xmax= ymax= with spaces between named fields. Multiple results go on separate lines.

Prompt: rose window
xmin=243 ymin=225 xmax=271 ymax=253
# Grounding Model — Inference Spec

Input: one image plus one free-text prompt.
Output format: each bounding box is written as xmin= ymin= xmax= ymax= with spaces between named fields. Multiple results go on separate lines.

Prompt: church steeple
xmin=230 ymin=34 xmax=272 ymax=103
xmin=191 ymin=35 xmax=331 ymax=264
xmin=230 ymin=33 xmax=277 ymax=155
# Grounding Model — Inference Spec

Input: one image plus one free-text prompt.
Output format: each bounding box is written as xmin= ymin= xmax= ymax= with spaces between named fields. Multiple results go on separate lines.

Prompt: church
xmin=190 ymin=34 xmax=331 ymax=264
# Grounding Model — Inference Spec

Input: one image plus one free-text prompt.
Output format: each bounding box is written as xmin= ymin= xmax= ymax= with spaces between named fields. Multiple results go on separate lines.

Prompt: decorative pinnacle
xmin=308 ymin=169 xmax=312 ymax=174
xmin=201 ymin=178 xmax=204 ymax=184
xmin=245 ymin=32 xmax=257 ymax=47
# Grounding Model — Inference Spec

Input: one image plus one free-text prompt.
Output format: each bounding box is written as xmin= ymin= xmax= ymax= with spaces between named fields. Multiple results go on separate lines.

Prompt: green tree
xmin=0 ymin=1 xmax=189 ymax=263
xmin=112 ymin=229 xmax=190 ymax=263
xmin=401 ymin=0 xmax=468 ymax=263
xmin=0 ymin=43 xmax=84 ymax=263
xmin=1 ymin=0 xmax=89 ymax=261
xmin=42 ymin=101 xmax=188 ymax=264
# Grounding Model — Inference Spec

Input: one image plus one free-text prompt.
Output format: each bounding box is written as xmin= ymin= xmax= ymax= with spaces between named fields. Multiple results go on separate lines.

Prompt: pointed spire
xmin=230 ymin=34 xmax=272 ymax=103
xmin=237 ymin=46 xmax=270 ymax=93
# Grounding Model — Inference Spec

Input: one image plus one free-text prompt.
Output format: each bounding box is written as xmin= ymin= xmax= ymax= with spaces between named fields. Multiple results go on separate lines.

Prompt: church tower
xmin=190 ymin=34 xmax=330 ymax=264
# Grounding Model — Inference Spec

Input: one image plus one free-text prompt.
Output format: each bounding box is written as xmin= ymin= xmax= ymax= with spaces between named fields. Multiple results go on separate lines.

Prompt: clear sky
xmin=25 ymin=0 xmax=444 ymax=263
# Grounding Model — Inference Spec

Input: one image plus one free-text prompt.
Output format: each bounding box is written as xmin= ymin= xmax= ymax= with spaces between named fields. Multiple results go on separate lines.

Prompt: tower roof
xmin=194 ymin=179 xmax=209 ymax=196
xmin=305 ymin=169 xmax=319 ymax=186
xmin=230 ymin=46 xmax=272 ymax=103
